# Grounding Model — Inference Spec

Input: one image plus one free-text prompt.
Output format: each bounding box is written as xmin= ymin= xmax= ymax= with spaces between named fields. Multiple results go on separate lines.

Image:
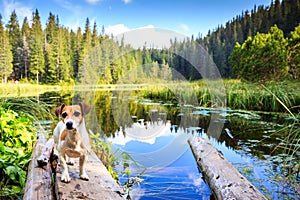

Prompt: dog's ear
xmin=79 ymin=103 xmax=91 ymax=116
xmin=55 ymin=104 xmax=65 ymax=117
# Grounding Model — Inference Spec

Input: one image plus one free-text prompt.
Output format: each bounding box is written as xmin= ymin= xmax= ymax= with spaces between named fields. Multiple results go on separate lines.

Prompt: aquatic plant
xmin=139 ymin=80 xmax=300 ymax=113
xmin=90 ymin=132 xmax=145 ymax=198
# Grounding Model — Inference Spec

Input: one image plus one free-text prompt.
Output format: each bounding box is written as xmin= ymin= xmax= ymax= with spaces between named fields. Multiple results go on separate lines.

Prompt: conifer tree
xmin=0 ymin=15 xmax=13 ymax=83
xmin=288 ymin=24 xmax=300 ymax=79
xmin=29 ymin=9 xmax=44 ymax=84
xmin=20 ymin=17 xmax=31 ymax=81
xmin=44 ymin=12 xmax=58 ymax=83
xmin=6 ymin=10 xmax=22 ymax=80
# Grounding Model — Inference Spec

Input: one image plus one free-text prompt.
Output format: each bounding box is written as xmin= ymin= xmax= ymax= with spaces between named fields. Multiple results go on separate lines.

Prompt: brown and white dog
xmin=53 ymin=103 xmax=91 ymax=183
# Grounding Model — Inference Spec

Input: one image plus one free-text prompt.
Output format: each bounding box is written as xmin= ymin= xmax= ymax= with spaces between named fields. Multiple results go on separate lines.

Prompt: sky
xmin=1 ymin=0 xmax=272 ymax=38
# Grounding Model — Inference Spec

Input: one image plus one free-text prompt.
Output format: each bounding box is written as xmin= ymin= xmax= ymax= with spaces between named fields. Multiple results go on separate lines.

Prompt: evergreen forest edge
xmin=0 ymin=0 xmax=300 ymax=85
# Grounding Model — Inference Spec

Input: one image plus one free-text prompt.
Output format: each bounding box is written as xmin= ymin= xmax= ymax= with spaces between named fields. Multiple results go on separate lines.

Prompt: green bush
xmin=0 ymin=106 xmax=36 ymax=199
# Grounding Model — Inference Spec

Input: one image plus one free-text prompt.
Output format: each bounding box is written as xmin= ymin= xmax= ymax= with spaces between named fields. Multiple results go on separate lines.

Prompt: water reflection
xmin=38 ymin=90 xmax=299 ymax=199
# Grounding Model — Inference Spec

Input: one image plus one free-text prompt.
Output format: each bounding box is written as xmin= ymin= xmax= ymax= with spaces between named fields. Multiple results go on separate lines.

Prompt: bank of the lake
xmin=2 ymin=80 xmax=300 ymax=113
xmin=140 ymin=80 xmax=300 ymax=113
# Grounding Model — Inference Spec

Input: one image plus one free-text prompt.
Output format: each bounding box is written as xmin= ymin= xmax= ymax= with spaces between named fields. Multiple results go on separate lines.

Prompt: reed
xmin=0 ymin=83 xmax=61 ymax=97
xmin=139 ymin=80 xmax=300 ymax=113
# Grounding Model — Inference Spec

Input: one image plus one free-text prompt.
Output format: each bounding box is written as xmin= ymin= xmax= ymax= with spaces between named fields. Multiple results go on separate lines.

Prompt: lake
xmin=36 ymin=88 xmax=299 ymax=200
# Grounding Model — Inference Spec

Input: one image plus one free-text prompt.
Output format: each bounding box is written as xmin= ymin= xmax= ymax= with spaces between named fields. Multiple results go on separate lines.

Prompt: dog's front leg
xmin=66 ymin=156 xmax=75 ymax=165
xmin=79 ymin=155 xmax=89 ymax=181
xmin=60 ymin=153 xmax=71 ymax=183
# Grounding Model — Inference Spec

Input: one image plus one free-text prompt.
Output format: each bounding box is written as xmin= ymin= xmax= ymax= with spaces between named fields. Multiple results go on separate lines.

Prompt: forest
xmin=0 ymin=0 xmax=300 ymax=84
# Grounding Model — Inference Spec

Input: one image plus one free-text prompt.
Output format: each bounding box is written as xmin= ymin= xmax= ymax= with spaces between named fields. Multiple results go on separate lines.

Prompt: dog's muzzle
xmin=66 ymin=121 xmax=74 ymax=130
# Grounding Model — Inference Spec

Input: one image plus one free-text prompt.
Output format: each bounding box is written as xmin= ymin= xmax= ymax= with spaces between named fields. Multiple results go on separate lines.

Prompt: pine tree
xmin=20 ymin=17 xmax=30 ymax=81
xmin=0 ymin=15 xmax=13 ymax=83
xmin=6 ymin=10 xmax=22 ymax=80
xmin=229 ymin=25 xmax=288 ymax=81
xmin=288 ymin=24 xmax=300 ymax=79
xmin=58 ymin=27 xmax=71 ymax=82
xmin=29 ymin=9 xmax=44 ymax=84
xmin=44 ymin=12 xmax=58 ymax=83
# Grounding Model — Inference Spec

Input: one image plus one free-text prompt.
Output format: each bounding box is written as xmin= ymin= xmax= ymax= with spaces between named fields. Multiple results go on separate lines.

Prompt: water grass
xmin=0 ymin=83 xmax=62 ymax=97
xmin=138 ymin=80 xmax=300 ymax=113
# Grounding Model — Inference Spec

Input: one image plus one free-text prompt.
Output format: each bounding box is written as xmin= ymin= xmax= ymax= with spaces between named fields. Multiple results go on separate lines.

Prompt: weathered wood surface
xmin=23 ymin=134 xmax=54 ymax=200
xmin=37 ymin=138 xmax=55 ymax=167
xmin=55 ymin=151 xmax=124 ymax=200
xmin=188 ymin=137 xmax=267 ymax=200
xmin=24 ymin=134 xmax=124 ymax=200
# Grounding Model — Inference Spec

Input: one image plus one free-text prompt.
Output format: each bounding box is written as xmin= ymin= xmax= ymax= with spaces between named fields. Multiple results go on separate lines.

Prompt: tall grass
xmin=0 ymin=83 xmax=62 ymax=97
xmin=268 ymin=96 xmax=300 ymax=198
xmin=139 ymin=80 xmax=300 ymax=113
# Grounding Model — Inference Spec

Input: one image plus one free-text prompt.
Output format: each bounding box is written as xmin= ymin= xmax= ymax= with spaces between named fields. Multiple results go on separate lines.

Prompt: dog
xmin=53 ymin=103 xmax=91 ymax=183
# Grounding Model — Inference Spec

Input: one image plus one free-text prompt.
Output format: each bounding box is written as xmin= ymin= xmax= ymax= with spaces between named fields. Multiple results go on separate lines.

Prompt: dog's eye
xmin=62 ymin=112 xmax=68 ymax=118
xmin=74 ymin=111 xmax=81 ymax=117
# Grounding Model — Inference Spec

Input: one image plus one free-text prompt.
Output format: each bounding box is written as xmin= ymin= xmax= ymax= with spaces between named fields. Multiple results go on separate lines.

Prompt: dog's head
xmin=55 ymin=103 xmax=91 ymax=130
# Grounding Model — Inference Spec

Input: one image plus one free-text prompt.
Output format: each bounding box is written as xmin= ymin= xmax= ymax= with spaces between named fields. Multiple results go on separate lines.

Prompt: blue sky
xmin=1 ymin=0 xmax=272 ymax=37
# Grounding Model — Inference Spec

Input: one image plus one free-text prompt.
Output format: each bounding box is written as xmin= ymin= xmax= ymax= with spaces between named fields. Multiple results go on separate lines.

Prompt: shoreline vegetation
xmin=2 ymin=79 xmax=299 ymax=113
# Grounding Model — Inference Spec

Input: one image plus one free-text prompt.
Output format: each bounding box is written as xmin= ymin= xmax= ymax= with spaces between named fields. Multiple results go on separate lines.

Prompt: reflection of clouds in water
xmin=128 ymin=187 xmax=144 ymax=200
xmin=110 ymin=123 xmax=190 ymax=168
xmin=188 ymin=173 xmax=203 ymax=187
xmin=109 ymin=120 xmax=172 ymax=145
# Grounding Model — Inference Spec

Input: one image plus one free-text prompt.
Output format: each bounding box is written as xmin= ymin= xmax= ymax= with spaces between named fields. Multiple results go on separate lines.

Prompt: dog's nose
xmin=66 ymin=121 xmax=73 ymax=129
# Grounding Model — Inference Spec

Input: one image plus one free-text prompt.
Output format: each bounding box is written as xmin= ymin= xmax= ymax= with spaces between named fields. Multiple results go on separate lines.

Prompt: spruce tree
xmin=29 ymin=9 xmax=44 ymax=84
xmin=20 ymin=17 xmax=30 ymax=81
xmin=0 ymin=15 xmax=13 ymax=83
xmin=6 ymin=10 xmax=22 ymax=80
xmin=44 ymin=12 xmax=58 ymax=83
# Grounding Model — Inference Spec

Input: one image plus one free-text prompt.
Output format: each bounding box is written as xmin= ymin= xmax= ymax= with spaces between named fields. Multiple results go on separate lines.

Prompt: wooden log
xmin=23 ymin=134 xmax=54 ymax=200
xmin=188 ymin=137 xmax=267 ymax=200
xmin=37 ymin=138 xmax=54 ymax=167
xmin=55 ymin=151 xmax=125 ymax=200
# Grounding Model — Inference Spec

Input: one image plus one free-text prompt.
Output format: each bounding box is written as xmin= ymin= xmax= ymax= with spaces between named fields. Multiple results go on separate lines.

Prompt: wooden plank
xmin=188 ymin=137 xmax=267 ymax=200
xmin=23 ymin=134 xmax=54 ymax=200
xmin=37 ymin=138 xmax=55 ymax=167
xmin=55 ymin=151 xmax=125 ymax=200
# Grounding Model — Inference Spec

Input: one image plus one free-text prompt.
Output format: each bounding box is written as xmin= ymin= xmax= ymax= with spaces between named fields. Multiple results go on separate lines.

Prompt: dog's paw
xmin=61 ymin=173 xmax=71 ymax=183
xmin=80 ymin=173 xmax=89 ymax=181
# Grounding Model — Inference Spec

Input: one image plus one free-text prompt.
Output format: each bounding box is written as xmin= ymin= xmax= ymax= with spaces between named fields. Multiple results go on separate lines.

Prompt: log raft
xmin=23 ymin=135 xmax=124 ymax=200
xmin=188 ymin=137 xmax=267 ymax=200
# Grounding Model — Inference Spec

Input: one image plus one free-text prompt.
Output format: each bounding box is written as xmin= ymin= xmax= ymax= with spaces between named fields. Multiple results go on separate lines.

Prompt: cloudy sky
xmin=1 ymin=0 xmax=271 ymax=37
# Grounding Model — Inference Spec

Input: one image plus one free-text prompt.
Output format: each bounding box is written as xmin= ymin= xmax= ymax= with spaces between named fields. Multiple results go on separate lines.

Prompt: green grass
xmin=138 ymin=80 xmax=300 ymax=113
xmin=0 ymin=83 xmax=62 ymax=97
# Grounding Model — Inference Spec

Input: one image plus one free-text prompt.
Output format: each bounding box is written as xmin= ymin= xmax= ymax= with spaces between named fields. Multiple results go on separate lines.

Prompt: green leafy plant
xmin=0 ymin=106 xmax=36 ymax=199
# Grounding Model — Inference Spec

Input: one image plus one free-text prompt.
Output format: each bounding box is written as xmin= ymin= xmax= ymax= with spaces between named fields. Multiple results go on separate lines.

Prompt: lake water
xmin=36 ymin=89 xmax=298 ymax=200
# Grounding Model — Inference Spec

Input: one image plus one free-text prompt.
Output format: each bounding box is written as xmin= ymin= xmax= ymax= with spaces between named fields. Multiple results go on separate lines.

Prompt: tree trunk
xmin=188 ymin=137 xmax=267 ymax=200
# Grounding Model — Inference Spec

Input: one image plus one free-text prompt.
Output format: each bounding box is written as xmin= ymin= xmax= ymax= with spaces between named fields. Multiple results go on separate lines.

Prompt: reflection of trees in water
xmin=45 ymin=90 xmax=295 ymax=171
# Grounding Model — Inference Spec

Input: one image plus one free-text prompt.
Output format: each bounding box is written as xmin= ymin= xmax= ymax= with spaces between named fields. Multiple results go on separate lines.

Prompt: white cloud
xmin=2 ymin=0 xmax=32 ymax=22
xmin=122 ymin=0 xmax=132 ymax=4
xmin=86 ymin=0 xmax=102 ymax=4
xmin=180 ymin=23 xmax=190 ymax=32
xmin=116 ymin=25 xmax=185 ymax=49
xmin=105 ymin=24 xmax=131 ymax=36
xmin=105 ymin=24 xmax=186 ymax=49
